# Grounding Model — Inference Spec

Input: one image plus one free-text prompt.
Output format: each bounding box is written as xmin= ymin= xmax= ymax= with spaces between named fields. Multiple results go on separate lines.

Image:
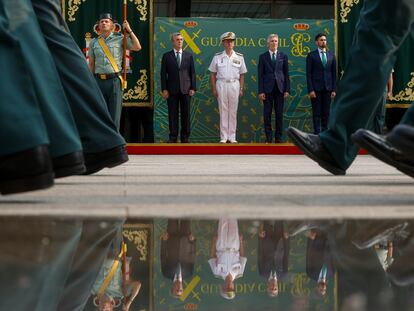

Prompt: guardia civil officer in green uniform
xmin=89 ymin=13 xmax=142 ymax=129
xmin=287 ymin=0 xmax=414 ymax=179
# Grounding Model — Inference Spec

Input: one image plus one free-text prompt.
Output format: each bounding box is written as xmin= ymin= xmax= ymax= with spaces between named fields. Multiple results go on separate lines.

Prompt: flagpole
xmin=122 ymin=0 xmax=127 ymax=89
xmin=122 ymin=242 xmax=127 ymax=309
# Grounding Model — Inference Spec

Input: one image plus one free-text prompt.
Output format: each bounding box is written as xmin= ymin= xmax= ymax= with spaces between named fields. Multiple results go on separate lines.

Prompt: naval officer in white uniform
xmin=209 ymin=32 xmax=247 ymax=143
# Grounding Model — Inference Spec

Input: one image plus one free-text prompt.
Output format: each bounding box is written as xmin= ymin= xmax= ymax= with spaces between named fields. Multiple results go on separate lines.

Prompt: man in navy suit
xmin=258 ymin=34 xmax=290 ymax=143
xmin=258 ymin=221 xmax=289 ymax=297
xmin=161 ymin=32 xmax=196 ymax=143
xmin=306 ymin=33 xmax=337 ymax=134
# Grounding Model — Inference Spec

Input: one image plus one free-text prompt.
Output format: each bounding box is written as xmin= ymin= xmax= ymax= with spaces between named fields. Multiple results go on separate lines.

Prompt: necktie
xmin=272 ymin=52 xmax=276 ymax=65
xmin=176 ymin=51 xmax=181 ymax=67
xmin=318 ymin=264 xmax=328 ymax=282
xmin=321 ymin=51 xmax=327 ymax=67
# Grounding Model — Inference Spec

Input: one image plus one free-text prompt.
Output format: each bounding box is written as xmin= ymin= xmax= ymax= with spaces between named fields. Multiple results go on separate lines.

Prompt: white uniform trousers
xmin=216 ymin=219 xmax=240 ymax=251
xmin=216 ymin=80 xmax=240 ymax=141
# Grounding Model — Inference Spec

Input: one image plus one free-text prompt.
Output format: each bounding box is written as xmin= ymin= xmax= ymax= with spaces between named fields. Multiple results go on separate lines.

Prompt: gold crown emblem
xmin=184 ymin=21 xmax=198 ymax=28
xmin=293 ymin=23 xmax=310 ymax=31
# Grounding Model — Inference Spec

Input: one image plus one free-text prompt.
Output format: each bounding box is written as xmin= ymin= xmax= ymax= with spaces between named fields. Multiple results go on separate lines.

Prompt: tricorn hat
xmin=99 ymin=13 xmax=115 ymax=21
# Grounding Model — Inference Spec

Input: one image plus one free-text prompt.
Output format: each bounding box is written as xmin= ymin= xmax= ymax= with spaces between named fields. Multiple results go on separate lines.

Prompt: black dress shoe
xmin=286 ymin=127 xmax=345 ymax=175
xmin=351 ymin=129 xmax=414 ymax=178
xmin=274 ymin=138 xmax=283 ymax=143
xmin=181 ymin=139 xmax=189 ymax=143
xmin=167 ymin=139 xmax=177 ymax=143
xmin=52 ymin=151 xmax=86 ymax=178
xmin=387 ymin=124 xmax=414 ymax=158
xmin=352 ymin=221 xmax=409 ymax=250
xmin=83 ymin=145 xmax=129 ymax=175
xmin=0 ymin=145 xmax=54 ymax=195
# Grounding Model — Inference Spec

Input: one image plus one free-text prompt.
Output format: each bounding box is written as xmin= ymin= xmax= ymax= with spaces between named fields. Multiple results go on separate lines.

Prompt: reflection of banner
xmin=336 ymin=0 xmax=414 ymax=107
xmin=153 ymin=220 xmax=336 ymax=311
xmin=62 ymin=0 xmax=152 ymax=107
xmin=154 ymin=18 xmax=334 ymax=143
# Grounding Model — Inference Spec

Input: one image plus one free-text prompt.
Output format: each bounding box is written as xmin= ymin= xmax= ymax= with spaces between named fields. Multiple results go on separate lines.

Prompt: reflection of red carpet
xmin=127 ymin=143 xmax=368 ymax=155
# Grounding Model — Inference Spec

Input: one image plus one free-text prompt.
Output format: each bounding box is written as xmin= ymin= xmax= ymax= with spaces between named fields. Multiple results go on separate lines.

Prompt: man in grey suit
xmin=258 ymin=34 xmax=290 ymax=143
xmin=161 ymin=32 xmax=196 ymax=143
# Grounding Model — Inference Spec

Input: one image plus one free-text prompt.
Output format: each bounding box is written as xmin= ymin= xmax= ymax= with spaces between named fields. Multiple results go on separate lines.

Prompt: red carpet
xmin=126 ymin=143 xmax=369 ymax=155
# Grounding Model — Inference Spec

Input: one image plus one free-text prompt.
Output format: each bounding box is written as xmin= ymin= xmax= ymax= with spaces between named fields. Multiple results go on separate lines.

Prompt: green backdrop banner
xmin=62 ymin=0 xmax=152 ymax=107
xmin=336 ymin=0 xmax=414 ymax=107
xmin=154 ymin=18 xmax=335 ymax=143
xmin=153 ymin=220 xmax=336 ymax=311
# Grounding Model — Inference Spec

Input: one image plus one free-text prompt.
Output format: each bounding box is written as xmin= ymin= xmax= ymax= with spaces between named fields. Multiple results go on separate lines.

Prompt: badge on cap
xmin=220 ymin=32 xmax=236 ymax=41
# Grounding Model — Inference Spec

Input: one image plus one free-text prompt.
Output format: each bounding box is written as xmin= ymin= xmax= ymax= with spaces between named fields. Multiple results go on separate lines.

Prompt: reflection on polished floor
xmin=1 ymin=217 xmax=414 ymax=311
xmin=1 ymin=155 xmax=414 ymax=310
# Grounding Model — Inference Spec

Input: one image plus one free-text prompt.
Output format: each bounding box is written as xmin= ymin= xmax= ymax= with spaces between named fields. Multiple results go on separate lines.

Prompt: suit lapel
xmin=265 ymin=52 xmax=275 ymax=70
xmin=326 ymin=51 xmax=332 ymax=67
xmin=170 ymin=50 xmax=179 ymax=69
xmin=314 ymin=50 xmax=323 ymax=67
xmin=180 ymin=51 xmax=186 ymax=68
xmin=275 ymin=51 xmax=281 ymax=69
xmin=263 ymin=52 xmax=270 ymax=68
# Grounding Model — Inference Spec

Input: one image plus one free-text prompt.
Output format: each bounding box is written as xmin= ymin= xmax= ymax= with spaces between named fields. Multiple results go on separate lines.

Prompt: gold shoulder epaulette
xmin=235 ymin=52 xmax=243 ymax=56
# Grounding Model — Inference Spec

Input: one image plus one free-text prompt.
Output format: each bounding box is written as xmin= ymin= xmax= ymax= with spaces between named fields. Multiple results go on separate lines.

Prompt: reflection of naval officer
xmin=161 ymin=220 xmax=195 ymax=298
xmin=209 ymin=32 xmax=247 ymax=143
xmin=258 ymin=221 xmax=289 ymax=297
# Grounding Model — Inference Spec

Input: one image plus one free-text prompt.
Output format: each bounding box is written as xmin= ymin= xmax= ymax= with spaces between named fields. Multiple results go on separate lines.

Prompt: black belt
xmin=95 ymin=72 xmax=119 ymax=80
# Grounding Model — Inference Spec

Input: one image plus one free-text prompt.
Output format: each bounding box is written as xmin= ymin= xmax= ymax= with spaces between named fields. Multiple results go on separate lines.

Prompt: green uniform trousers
xmin=31 ymin=0 xmax=126 ymax=152
xmin=96 ymin=77 xmax=123 ymax=130
xmin=0 ymin=218 xmax=123 ymax=311
xmin=320 ymin=0 xmax=414 ymax=170
xmin=0 ymin=0 xmax=81 ymax=157
xmin=0 ymin=218 xmax=83 ymax=311
xmin=327 ymin=222 xmax=390 ymax=311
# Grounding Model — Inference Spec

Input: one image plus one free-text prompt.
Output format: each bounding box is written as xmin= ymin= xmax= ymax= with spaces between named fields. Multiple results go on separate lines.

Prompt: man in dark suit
xmin=257 ymin=221 xmax=289 ymax=297
xmin=258 ymin=34 xmax=290 ymax=143
xmin=160 ymin=220 xmax=195 ymax=298
xmin=306 ymin=33 xmax=337 ymax=135
xmin=161 ymin=32 xmax=196 ymax=143
xmin=305 ymin=229 xmax=333 ymax=297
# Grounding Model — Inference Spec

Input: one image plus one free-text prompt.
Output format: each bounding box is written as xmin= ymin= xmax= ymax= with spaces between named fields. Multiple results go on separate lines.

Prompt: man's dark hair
xmin=315 ymin=33 xmax=327 ymax=41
